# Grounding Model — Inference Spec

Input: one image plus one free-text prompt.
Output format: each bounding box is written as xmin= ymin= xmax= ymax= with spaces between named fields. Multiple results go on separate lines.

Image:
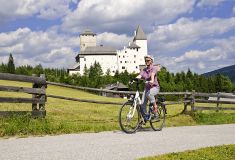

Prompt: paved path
xmin=0 ymin=124 xmax=234 ymax=160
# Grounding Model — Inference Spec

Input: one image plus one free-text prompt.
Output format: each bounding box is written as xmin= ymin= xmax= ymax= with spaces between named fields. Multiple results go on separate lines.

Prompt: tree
xmin=186 ymin=68 xmax=193 ymax=79
xmin=119 ymin=70 xmax=130 ymax=85
xmin=7 ymin=53 xmax=15 ymax=73
xmin=104 ymin=69 xmax=113 ymax=84
xmin=33 ymin=64 xmax=43 ymax=76
xmin=16 ymin=65 xmax=33 ymax=75
xmin=0 ymin=63 xmax=8 ymax=73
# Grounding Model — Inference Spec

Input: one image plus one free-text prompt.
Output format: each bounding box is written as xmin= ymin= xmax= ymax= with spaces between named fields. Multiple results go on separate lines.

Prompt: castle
xmin=68 ymin=26 xmax=149 ymax=76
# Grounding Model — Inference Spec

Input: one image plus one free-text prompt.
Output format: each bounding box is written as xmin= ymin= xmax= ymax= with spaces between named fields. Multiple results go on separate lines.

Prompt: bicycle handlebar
xmin=129 ymin=78 xmax=150 ymax=85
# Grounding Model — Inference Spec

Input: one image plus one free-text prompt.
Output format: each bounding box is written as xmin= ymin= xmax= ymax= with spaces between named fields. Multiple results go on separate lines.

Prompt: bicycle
xmin=119 ymin=79 xmax=166 ymax=134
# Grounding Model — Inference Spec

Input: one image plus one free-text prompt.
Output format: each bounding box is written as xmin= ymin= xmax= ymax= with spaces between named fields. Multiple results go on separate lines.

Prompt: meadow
xmin=0 ymin=80 xmax=234 ymax=137
xmin=140 ymin=144 xmax=235 ymax=160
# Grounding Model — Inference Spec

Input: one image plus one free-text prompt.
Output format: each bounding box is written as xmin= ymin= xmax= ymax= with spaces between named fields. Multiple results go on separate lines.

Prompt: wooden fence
xmin=193 ymin=91 xmax=235 ymax=111
xmin=47 ymin=82 xmax=235 ymax=112
xmin=0 ymin=73 xmax=235 ymax=117
xmin=0 ymin=73 xmax=47 ymax=117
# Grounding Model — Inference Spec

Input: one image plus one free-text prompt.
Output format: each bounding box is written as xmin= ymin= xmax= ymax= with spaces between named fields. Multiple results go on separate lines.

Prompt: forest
xmin=1 ymin=54 xmax=234 ymax=93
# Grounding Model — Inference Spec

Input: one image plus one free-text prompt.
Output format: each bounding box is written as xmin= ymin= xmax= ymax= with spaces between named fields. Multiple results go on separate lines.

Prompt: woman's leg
xmin=148 ymin=87 xmax=159 ymax=113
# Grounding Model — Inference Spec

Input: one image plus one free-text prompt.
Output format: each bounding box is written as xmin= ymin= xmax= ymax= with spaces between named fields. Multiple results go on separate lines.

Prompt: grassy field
xmin=140 ymin=144 xmax=235 ymax=160
xmin=0 ymin=80 xmax=234 ymax=137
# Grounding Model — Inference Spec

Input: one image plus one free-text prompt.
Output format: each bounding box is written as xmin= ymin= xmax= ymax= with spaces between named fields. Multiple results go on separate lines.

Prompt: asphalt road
xmin=0 ymin=124 xmax=234 ymax=160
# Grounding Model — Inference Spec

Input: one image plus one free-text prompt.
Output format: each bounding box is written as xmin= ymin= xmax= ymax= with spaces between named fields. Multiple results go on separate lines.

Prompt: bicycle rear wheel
xmin=119 ymin=101 xmax=140 ymax=133
xmin=150 ymin=104 xmax=166 ymax=131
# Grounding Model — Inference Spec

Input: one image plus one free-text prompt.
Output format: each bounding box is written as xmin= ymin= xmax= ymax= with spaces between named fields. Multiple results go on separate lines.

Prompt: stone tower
xmin=80 ymin=29 xmax=97 ymax=51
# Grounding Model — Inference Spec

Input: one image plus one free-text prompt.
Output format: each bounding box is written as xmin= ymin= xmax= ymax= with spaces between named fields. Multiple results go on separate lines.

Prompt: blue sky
xmin=0 ymin=0 xmax=235 ymax=74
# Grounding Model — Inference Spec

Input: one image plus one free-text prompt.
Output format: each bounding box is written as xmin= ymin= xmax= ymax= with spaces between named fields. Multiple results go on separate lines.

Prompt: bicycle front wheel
xmin=119 ymin=101 xmax=140 ymax=134
xmin=150 ymin=104 xmax=166 ymax=131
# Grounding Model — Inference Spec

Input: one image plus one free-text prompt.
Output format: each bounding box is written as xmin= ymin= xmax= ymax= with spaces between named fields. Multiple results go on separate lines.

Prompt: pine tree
xmin=7 ymin=53 xmax=15 ymax=73
xmin=33 ymin=64 xmax=43 ymax=76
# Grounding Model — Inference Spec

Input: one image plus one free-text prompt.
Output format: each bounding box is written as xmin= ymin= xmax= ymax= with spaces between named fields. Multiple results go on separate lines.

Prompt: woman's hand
xmin=149 ymin=80 xmax=154 ymax=86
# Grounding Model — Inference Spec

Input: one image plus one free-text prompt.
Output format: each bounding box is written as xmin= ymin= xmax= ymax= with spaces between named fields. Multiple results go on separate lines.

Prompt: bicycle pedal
xmin=139 ymin=121 xmax=146 ymax=126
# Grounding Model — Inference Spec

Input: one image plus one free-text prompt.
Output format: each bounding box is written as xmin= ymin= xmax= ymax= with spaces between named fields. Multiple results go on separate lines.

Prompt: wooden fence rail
xmin=47 ymin=81 xmax=192 ymax=96
xmin=0 ymin=73 xmax=46 ymax=85
xmin=48 ymin=82 xmax=235 ymax=112
xmin=186 ymin=91 xmax=235 ymax=112
xmin=0 ymin=73 xmax=46 ymax=117
xmin=1 ymin=73 xmax=235 ymax=116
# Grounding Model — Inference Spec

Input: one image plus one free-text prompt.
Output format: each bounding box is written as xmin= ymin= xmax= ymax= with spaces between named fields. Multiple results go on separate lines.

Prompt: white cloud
xmin=165 ymin=36 xmax=235 ymax=73
xmin=196 ymin=0 xmax=227 ymax=8
xmin=0 ymin=28 xmax=80 ymax=68
xmin=61 ymin=0 xmax=195 ymax=33
xmin=148 ymin=17 xmax=235 ymax=55
xmin=147 ymin=16 xmax=235 ymax=74
xmin=97 ymin=32 xmax=131 ymax=49
xmin=0 ymin=0 xmax=77 ymax=23
xmin=197 ymin=62 xmax=205 ymax=69
xmin=35 ymin=47 xmax=75 ymax=67
xmin=175 ymin=47 xmax=227 ymax=63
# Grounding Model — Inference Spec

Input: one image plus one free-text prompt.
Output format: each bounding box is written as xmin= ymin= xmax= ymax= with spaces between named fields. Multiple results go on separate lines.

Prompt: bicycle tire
xmin=119 ymin=101 xmax=140 ymax=134
xmin=150 ymin=104 xmax=166 ymax=131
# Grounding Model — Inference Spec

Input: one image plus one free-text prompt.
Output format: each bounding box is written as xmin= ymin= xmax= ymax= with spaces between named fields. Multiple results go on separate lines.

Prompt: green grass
xmin=139 ymin=144 xmax=235 ymax=160
xmin=0 ymin=80 xmax=234 ymax=137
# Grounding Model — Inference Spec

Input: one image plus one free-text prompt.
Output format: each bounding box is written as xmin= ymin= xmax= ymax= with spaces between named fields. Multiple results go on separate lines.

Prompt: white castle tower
xmin=117 ymin=25 xmax=148 ymax=73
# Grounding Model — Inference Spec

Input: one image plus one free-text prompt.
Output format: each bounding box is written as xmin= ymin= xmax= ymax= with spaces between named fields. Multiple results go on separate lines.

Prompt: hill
xmin=202 ymin=64 xmax=235 ymax=83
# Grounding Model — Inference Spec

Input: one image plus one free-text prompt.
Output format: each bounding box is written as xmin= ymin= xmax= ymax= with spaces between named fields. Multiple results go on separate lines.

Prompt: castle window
xmin=122 ymin=66 xmax=125 ymax=69
xmin=125 ymin=61 xmax=127 ymax=63
xmin=120 ymin=61 xmax=122 ymax=63
xmin=123 ymin=55 xmax=125 ymax=58
xmin=134 ymin=61 xmax=136 ymax=63
xmin=137 ymin=48 xmax=139 ymax=52
xmin=119 ymin=55 xmax=120 ymax=58
xmin=134 ymin=55 xmax=136 ymax=58
xmin=84 ymin=58 xmax=86 ymax=61
xmin=125 ymin=51 xmax=127 ymax=53
xmin=136 ymin=66 xmax=138 ymax=69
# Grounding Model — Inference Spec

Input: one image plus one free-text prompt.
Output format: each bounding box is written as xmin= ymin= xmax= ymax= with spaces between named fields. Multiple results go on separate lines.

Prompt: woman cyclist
xmin=134 ymin=55 xmax=161 ymax=122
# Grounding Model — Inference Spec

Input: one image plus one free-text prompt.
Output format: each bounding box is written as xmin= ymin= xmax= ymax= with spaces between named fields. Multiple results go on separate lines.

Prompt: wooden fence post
xmin=182 ymin=90 xmax=189 ymax=113
xmin=39 ymin=74 xmax=46 ymax=111
xmin=32 ymin=74 xmax=38 ymax=111
xmin=191 ymin=90 xmax=195 ymax=112
xmin=216 ymin=92 xmax=220 ymax=112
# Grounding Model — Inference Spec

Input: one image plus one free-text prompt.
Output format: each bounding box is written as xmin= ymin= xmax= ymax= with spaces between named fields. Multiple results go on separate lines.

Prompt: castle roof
xmin=133 ymin=25 xmax=147 ymax=41
xmin=80 ymin=29 xmax=96 ymax=36
xmin=127 ymin=42 xmax=140 ymax=49
xmin=81 ymin=46 xmax=116 ymax=55
xmin=76 ymin=46 xmax=116 ymax=61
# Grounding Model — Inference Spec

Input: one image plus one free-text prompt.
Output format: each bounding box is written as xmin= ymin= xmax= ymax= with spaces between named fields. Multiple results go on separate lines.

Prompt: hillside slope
xmin=202 ymin=64 xmax=235 ymax=83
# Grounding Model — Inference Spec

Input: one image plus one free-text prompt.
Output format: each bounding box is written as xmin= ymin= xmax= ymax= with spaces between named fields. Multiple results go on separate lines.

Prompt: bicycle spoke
xmin=150 ymin=105 xmax=166 ymax=131
xmin=119 ymin=102 xmax=140 ymax=133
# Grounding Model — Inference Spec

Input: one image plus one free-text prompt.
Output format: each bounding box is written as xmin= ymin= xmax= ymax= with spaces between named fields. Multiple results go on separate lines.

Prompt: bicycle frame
xmin=128 ymin=90 xmax=141 ymax=119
